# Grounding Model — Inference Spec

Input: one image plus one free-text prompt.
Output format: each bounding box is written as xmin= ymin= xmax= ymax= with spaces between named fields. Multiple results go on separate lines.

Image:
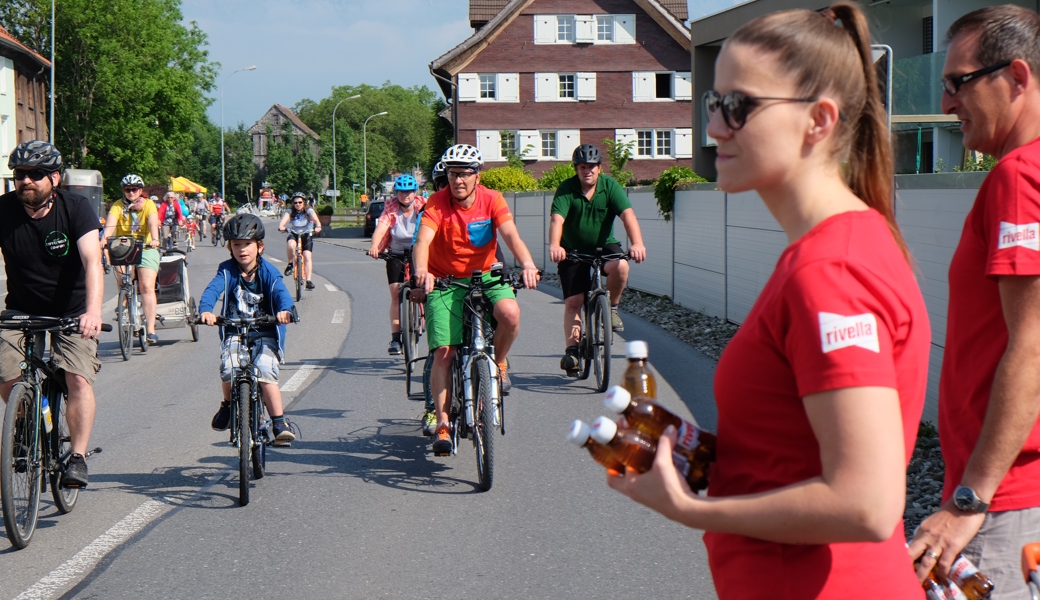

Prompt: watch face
xmin=954 ymin=487 xmax=976 ymax=510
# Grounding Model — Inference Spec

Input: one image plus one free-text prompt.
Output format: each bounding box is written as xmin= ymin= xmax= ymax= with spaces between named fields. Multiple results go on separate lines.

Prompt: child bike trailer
xmin=154 ymin=249 xmax=200 ymax=341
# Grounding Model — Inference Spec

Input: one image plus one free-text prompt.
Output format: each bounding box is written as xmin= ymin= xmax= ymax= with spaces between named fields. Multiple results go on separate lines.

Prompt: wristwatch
xmin=953 ymin=485 xmax=990 ymax=514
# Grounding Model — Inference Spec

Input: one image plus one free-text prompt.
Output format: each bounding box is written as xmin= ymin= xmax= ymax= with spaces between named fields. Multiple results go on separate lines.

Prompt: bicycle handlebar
xmin=0 ymin=314 xmax=113 ymax=334
xmin=191 ymin=309 xmax=300 ymax=327
xmin=428 ymin=269 xmax=542 ymax=292
xmin=566 ymin=250 xmax=631 ymax=264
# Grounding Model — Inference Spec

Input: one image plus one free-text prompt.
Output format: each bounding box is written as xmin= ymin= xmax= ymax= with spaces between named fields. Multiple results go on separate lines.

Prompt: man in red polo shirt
xmin=909 ymin=7 xmax=1040 ymax=598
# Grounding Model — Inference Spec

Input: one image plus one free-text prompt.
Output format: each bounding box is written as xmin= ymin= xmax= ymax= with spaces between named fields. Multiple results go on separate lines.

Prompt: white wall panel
xmin=726 ymin=190 xmax=782 ymax=231
xmin=725 ymin=227 xmax=787 ymax=323
xmin=674 ymin=190 xmax=725 ymax=273
xmin=674 ymin=264 xmax=725 ymax=318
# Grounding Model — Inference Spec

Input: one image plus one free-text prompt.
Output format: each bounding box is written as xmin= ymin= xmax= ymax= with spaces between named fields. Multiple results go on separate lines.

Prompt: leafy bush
xmin=538 ymin=163 xmax=576 ymax=190
xmin=602 ymin=138 xmax=635 ymax=187
xmin=479 ymin=166 xmax=539 ymax=192
xmin=316 ymin=204 xmax=335 ymax=216
xmin=653 ymin=167 xmax=707 ymax=221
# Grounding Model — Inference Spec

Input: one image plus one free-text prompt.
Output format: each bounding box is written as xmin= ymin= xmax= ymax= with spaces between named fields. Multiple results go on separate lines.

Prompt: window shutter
xmin=575 ymin=15 xmax=595 ymax=43
xmin=559 ymin=129 xmax=581 ymax=160
xmin=535 ymin=73 xmax=558 ymax=102
xmin=498 ymin=73 xmax=519 ymax=102
xmin=476 ymin=130 xmax=502 ymax=161
xmin=458 ymin=73 xmax=479 ymax=102
xmin=534 ymin=15 xmax=556 ymax=44
xmin=632 ymin=72 xmax=653 ymax=102
xmin=518 ymin=130 xmax=540 ymax=159
xmin=673 ymin=72 xmax=692 ymax=101
xmin=674 ymin=128 xmax=693 ymax=158
xmin=576 ymin=72 xmax=597 ymax=100
xmin=615 ymin=14 xmax=635 ymax=44
xmin=615 ymin=129 xmax=637 ymax=148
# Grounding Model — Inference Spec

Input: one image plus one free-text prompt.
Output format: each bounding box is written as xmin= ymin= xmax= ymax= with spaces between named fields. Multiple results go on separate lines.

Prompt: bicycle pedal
xmin=566 ymin=369 xmax=579 ymax=378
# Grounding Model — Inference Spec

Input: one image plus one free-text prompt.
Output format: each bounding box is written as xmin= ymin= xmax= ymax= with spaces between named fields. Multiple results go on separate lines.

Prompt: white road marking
xmin=280 ymin=361 xmax=319 ymax=392
xmin=15 ymin=499 xmax=167 ymax=600
xmin=331 ymin=309 xmax=345 ymax=323
xmin=266 ymin=257 xmax=283 ymax=263
xmin=324 ymin=283 xmax=338 ymax=292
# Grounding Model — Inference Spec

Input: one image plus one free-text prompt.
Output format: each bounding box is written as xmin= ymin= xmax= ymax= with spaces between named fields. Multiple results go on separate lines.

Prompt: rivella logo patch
xmin=819 ymin=312 xmax=880 ymax=354
xmin=998 ymin=221 xmax=1040 ymax=251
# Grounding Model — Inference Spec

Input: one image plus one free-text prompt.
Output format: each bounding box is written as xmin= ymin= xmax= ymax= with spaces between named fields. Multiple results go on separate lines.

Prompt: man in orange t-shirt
xmin=412 ymin=144 xmax=540 ymax=456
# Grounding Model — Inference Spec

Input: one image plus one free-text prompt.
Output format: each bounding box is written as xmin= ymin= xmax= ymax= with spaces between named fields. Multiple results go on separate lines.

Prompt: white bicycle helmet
xmin=440 ymin=144 xmax=483 ymax=170
xmin=120 ymin=174 xmax=144 ymax=188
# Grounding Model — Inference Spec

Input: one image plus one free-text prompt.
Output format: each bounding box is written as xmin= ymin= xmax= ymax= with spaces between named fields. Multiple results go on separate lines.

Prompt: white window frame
xmin=541 ymin=131 xmax=558 ymax=159
xmin=536 ymin=73 xmax=594 ymax=102
xmin=536 ymin=14 xmax=633 ymax=45
xmin=596 ymin=16 xmax=614 ymax=43
xmin=463 ymin=73 xmax=519 ymax=103
xmin=557 ymin=16 xmax=575 ymax=42
xmin=500 ymin=130 xmax=518 ymax=160
xmin=632 ymin=71 xmax=693 ymax=102
xmin=558 ymin=74 xmax=576 ymax=100
xmin=479 ymin=74 xmax=496 ymax=101
xmin=0 ymin=59 xmax=10 ymax=96
xmin=633 ymin=129 xmax=679 ymax=159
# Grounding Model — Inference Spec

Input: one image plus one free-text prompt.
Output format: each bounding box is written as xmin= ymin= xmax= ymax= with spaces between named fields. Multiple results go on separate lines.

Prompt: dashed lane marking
xmin=267 ymin=257 xmax=283 ymax=263
xmin=325 ymin=283 xmax=338 ymax=292
xmin=331 ymin=309 xmax=345 ymax=324
xmin=280 ymin=361 xmax=319 ymax=393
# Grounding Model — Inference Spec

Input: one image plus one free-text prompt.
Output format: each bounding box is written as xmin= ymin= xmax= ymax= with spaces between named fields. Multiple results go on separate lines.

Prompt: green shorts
xmin=139 ymin=247 xmax=160 ymax=272
xmin=426 ymin=272 xmax=515 ymax=349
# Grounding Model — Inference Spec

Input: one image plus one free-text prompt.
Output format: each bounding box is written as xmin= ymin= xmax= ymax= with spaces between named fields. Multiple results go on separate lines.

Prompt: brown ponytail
xmin=727 ymin=1 xmax=907 ymax=261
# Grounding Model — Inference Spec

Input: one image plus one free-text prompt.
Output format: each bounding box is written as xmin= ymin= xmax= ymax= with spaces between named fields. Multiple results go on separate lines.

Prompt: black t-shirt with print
xmin=0 ymin=189 xmax=99 ymax=317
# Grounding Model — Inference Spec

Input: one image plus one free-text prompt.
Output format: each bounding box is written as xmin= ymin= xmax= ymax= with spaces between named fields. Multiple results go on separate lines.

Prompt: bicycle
xmin=379 ymin=249 xmax=426 ymax=395
xmin=197 ymin=312 xmax=298 ymax=506
xmin=427 ymin=264 xmax=535 ymax=491
xmin=211 ymin=215 xmax=225 ymax=247
xmin=563 ymin=250 xmax=630 ymax=392
xmin=110 ymin=238 xmax=148 ymax=359
xmin=287 ymin=231 xmax=309 ymax=302
xmin=0 ymin=314 xmax=111 ymax=548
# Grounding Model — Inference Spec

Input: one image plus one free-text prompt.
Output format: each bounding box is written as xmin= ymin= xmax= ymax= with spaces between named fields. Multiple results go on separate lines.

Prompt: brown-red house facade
xmin=0 ymin=25 xmax=50 ymax=191
xmin=430 ymin=0 xmax=692 ymax=181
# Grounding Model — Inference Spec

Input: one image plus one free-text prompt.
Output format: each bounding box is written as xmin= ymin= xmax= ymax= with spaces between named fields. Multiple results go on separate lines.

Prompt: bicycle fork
xmin=461 ymin=353 xmax=501 ymax=429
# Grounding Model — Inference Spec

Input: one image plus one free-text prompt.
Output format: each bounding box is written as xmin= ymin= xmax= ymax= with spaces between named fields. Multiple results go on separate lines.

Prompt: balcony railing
xmin=893 ymin=52 xmax=946 ymax=116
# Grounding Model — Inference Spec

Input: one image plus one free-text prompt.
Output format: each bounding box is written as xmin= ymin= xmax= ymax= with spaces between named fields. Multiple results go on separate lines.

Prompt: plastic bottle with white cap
xmin=588 ymin=416 xmax=708 ymax=489
xmin=621 ymin=340 xmax=656 ymax=399
xmin=566 ymin=420 xmax=625 ymax=472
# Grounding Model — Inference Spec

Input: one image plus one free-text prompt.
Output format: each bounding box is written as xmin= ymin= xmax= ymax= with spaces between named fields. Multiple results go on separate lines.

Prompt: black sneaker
xmin=560 ymin=346 xmax=580 ymax=372
xmin=62 ymin=454 xmax=88 ymax=489
xmin=432 ymin=424 xmax=453 ymax=456
xmin=388 ymin=340 xmax=402 ymax=355
xmin=272 ymin=419 xmax=296 ymax=446
xmin=283 ymin=264 xmax=293 ymax=277
xmin=306 ymin=280 xmax=315 ymax=290
xmin=211 ymin=401 xmax=231 ymax=431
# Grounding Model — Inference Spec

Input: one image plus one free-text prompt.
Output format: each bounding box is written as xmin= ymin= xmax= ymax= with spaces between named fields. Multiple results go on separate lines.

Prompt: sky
xmin=183 ymin=0 xmax=748 ymax=129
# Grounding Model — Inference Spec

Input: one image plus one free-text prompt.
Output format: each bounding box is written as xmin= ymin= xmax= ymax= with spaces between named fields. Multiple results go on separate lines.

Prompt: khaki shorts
xmin=220 ymin=337 xmax=279 ymax=384
xmin=962 ymin=505 xmax=1040 ymax=600
xmin=0 ymin=328 xmax=101 ymax=385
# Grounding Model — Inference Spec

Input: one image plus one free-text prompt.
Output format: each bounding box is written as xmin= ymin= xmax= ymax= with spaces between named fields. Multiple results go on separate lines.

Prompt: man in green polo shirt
xmin=549 ymin=143 xmax=646 ymax=373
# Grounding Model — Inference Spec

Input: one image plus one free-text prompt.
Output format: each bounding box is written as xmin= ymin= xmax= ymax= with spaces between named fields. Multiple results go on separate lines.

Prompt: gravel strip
xmin=539 ymin=272 xmax=943 ymax=535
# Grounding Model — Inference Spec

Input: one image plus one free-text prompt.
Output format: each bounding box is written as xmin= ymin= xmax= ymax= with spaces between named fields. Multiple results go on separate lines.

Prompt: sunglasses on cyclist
xmin=123 ymin=187 xmax=142 ymax=193
xmin=703 ymin=90 xmax=821 ymax=131
xmin=941 ymin=61 xmax=1011 ymax=96
xmin=13 ymin=169 xmax=51 ymax=182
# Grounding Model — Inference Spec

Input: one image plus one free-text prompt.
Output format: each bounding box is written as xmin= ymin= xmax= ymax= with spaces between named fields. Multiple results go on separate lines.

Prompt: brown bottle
xmin=923 ymin=555 xmax=993 ymax=600
xmin=567 ymin=420 xmax=626 ymax=472
xmin=621 ymin=341 xmax=657 ymax=399
xmin=604 ymin=386 xmax=717 ymax=465
xmin=589 ymin=416 xmax=708 ymax=491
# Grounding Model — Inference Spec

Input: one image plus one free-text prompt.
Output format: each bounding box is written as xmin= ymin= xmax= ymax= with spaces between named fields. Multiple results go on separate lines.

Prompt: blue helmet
xmin=394 ymin=174 xmax=418 ymax=192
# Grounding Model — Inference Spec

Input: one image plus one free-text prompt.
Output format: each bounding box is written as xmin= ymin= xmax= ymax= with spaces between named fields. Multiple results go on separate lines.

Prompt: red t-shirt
xmin=707 ymin=210 xmax=929 ymax=600
xmin=421 ymin=186 xmax=512 ymax=279
xmin=940 ymin=136 xmax=1040 ymax=512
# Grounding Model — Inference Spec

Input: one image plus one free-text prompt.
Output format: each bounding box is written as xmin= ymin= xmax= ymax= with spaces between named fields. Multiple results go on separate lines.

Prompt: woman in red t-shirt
xmin=607 ymin=3 xmax=930 ymax=599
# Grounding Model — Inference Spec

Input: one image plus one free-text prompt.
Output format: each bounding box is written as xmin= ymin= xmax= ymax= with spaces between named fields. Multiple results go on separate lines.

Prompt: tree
xmin=223 ymin=124 xmax=256 ymax=202
xmin=0 ymin=0 xmax=218 ymax=196
xmin=265 ymin=123 xmax=297 ymax=195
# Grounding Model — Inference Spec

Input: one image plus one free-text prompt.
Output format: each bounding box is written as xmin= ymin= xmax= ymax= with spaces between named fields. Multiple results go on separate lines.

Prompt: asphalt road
xmin=0 ymin=220 xmax=720 ymax=600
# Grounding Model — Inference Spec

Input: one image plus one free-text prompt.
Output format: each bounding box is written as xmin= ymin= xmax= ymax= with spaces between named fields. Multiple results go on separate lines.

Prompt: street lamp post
xmin=220 ymin=65 xmax=257 ymax=203
xmin=330 ymin=94 xmax=361 ymax=211
xmin=363 ymin=111 xmax=388 ymax=201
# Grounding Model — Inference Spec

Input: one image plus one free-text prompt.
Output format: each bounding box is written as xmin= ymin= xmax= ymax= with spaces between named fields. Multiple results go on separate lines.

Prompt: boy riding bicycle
xmin=199 ymin=214 xmax=297 ymax=445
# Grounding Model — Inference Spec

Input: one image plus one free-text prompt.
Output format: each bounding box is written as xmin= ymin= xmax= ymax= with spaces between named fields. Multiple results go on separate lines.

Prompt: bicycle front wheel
xmin=50 ymin=391 xmax=79 ymax=514
xmin=237 ymin=383 xmax=251 ymax=506
xmin=294 ymin=255 xmax=303 ymax=302
xmin=2 ymin=384 xmax=42 ymax=548
xmin=117 ymin=287 xmax=132 ymax=361
xmin=473 ymin=360 xmax=495 ymax=491
xmin=592 ymin=293 xmax=612 ymax=392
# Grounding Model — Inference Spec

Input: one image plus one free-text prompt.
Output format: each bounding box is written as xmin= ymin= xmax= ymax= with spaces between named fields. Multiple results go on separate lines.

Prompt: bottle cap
xmin=566 ymin=420 xmax=591 ymax=446
xmin=626 ymin=341 xmax=648 ymax=359
xmin=603 ymin=386 xmax=632 ymax=413
xmin=590 ymin=416 xmax=619 ymax=444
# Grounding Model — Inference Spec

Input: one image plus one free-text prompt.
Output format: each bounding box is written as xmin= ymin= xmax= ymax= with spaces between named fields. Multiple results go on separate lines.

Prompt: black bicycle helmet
xmin=8 ymin=140 xmax=63 ymax=172
xmin=572 ymin=144 xmax=601 ymax=165
xmin=223 ymin=213 xmax=265 ymax=241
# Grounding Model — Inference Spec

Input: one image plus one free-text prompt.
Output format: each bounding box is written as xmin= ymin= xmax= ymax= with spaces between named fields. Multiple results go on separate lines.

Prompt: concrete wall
xmin=500 ymin=173 xmax=989 ymax=424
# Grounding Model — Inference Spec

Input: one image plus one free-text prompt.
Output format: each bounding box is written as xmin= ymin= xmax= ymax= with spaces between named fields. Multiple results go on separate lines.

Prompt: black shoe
xmin=306 ymin=280 xmax=315 ymax=290
xmin=388 ymin=340 xmax=402 ymax=355
xmin=272 ymin=419 xmax=296 ymax=446
xmin=211 ymin=401 xmax=231 ymax=431
xmin=432 ymin=424 xmax=453 ymax=456
xmin=560 ymin=346 xmax=580 ymax=371
xmin=62 ymin=454 xmax=88 ymax=489
xmin=284 ymin=264 xmax=293 ymax=277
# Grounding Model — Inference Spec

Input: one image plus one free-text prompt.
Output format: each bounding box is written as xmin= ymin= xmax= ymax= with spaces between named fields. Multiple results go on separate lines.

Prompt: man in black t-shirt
xmin=0 ymin=141 xmax=105 ymax=488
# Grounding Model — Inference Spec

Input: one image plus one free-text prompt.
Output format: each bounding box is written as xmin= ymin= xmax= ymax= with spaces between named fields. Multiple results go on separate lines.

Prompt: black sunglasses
xmin=941 ymin=61 xmax=1011 ymax=96
xmin=704 ymin=90 xmax=822 ymax=130
xmin=13 ymin=168 xmax=51 ymax=182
